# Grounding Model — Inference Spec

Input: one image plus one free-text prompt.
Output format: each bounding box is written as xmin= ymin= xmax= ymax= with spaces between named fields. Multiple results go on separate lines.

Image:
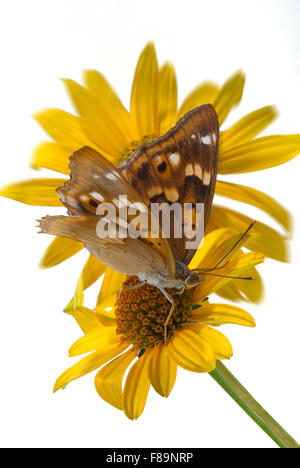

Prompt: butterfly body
xmin=38 ymin=104 xmax=219 ymax=340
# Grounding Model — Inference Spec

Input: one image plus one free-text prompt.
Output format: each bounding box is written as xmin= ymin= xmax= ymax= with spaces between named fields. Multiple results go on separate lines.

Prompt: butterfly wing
xmin=38 ymin=215 xmax=169 ymax=275
xmin=118 ymin=104 xmax=219 ymax=265
xmin=39 ymin=146 xmax=175 ymax=276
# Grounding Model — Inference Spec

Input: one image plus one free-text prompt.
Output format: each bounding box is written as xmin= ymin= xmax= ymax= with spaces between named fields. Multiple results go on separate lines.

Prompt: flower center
xmin=117 ymin=135 xmax=156 ymax=163
xmin=115 ymin=276 xmax=193 ymax=349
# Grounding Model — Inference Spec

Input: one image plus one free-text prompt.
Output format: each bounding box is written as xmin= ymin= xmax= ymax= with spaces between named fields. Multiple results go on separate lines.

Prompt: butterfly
xmin=39 ymin=104 xmax=251 ymax=340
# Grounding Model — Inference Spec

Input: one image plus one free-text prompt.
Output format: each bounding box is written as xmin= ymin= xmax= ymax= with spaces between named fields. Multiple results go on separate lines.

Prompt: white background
xmin=0 ymin=0 xmax=299 ymax=449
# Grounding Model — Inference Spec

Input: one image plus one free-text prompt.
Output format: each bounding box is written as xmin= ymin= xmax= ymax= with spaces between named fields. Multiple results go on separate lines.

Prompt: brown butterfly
xmin=39 ymin=104 xmax=251 ymax=340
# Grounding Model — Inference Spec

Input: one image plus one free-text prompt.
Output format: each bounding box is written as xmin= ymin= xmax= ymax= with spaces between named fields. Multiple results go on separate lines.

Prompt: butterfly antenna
xmin=207 ymin=221 xmax=256 ymax=271
xmin=199 ymin=272 xmax=253 ymax=280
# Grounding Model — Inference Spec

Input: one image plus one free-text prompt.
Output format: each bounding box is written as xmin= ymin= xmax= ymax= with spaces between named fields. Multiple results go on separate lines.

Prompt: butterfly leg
xmin=159 ymin=288 xmax=176 ymax=345
xmin=117 ymin=281 xmax=147 ymax=299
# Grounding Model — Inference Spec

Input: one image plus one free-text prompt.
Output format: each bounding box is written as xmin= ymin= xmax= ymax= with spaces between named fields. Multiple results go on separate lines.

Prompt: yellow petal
xmin=63 ymin=79 xmax=124 ymax=160
xmin=194 ymin=250 xmax=265 ymax=302
xmin=33 ymin=108 xmax=93 ymax=150
xmin=71 ymin=306 xmax=103 ymax=334
xmin=123 ymin=349 xmax=151 ymax=420
xmin=178 ymin=81 xmax=219 ymax=118
xmin=190 ymin=303 xmax=256 ymax=327
xmin=193 ymin=231 xmax=252 ymax=273
xmin=186 ymin=324 xmax=233 ymax=360
xmin=68 ymin=326 xmax=119 ymax=356
xmin=188 ymin=228 xmax=229 ymax=270
xmin=31 ymin=142 xmax=71 ymax=175
xmin=83 ymin=69 xmax=138 ymax=142
xmin=167 ymin=328 xmax=216 ymax=373
xmin=64 ymin=274 xmax=84 ymax=314
xmin=130 ymin=42 xmax=159 ymax=137
xmin=215 ymin=266 xmax=265 ymax=304
xmin=97 ymin=269 xmax=126 ymax=304
xmin=95 ymin=294 xmax=116 ymax=319
xmin=215 ymin=282 xmax=245 ymax=302
xmin=221 ymin=106 xmax=278 ymax=151
xmin=208 ymin=205 xmax=289 ymax=262
xmin=65 ymin=255 xmax=106 ymax=312
xmin=54 ymin=342 xmax=127 ymax=392
xmin=81 ymin=254 xmax=106 ymax=290
xmin=95 ymin=348 xmax=136 ymax=410
xmin=233 ymin=266 xmax=265 ymax=304
xmin=0 ymin=178 xmax=65 ymax=206
xmin=148 ymin=343 xmax=177 ymax=397
xmin=39 ymin=236 xmax=84 ymax=268
xmin=158 ymin=62 xmax=178 ymax=134
xmin=213 ymin=70 xmax=245 ymax=126
xmin=219 ymin=134 xmax=300 ymax=174
xmin=215 ymin=180 xmax=292 ymax=232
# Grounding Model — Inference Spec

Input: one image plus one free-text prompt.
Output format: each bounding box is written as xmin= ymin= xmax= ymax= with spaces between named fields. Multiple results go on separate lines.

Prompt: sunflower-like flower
xmin=54 ymin=229 xmax=263 ymax=420
xmin=0 ymin=42 xmax=299 ymax=306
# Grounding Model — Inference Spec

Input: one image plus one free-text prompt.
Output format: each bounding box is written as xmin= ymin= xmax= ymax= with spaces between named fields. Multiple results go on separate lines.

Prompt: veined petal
xmin=186 ymin=323 xmax=233 ymax=360
xmin=97 ymin=269 xmax=126 ymax=304
xmin=188 ymin=228 xmax=229 ymax=270
xmin=219 ymin=134 xmax=300 ymax=174
xmin=193 ymin=231 xmax=253 ymax=273
xmin=158 ymin=62 xmax=178 ymax=134
xmin=215 ymin=282 xmax=245 ymax=302
xmin=221 ymin=106 xmax=278 ymax=151
xmin=63 ymin=79 xmax=124 ymax=160
xmin=31 ymin=142 xmax=71 ymax=175
xmin=234 ymin=266 xmax=264 ymax=304
xmin=39 ymin=236 xmax=84 ymax=268
xmin=123 ymin=349 xmax=151 ymax=420
xmin=216 ymin=266 xmax=264 ymax=304
xmin=64 ymin=274 xmax=84 ymax=314
xmin=167 ymin=328 xmax=216 ymax=373
xmin=0 ymin=178 xmax=65 ymax=206
xmin=81 ymin=254 xmax=106 ymax=290
xmin=213 ymin=71 xmax=245 ymax=126
xmin=53 ymin=343 xmax=127 ymax=392
xmin=148 ymin=343 xmax=177 ymax=397
xmin=194 ymin=250 xmax=265 ymax=302
xmin=190 ymin=303 xmax=256 ymax=327
xmin=208 ymin=205 xmax=289 ymax=262
xmin=68 ymin=326 xmax=119 ymax=356
xmin=130 ymin=42 xmax=159 ymax=137
xmin=71 ymin=306 xmax=103 ymax=334
xmin=95 ymin=348 xmax=136 ymax=410
xmin=178 ymin=81 xmax=219 ymax=118
xmin=215 ymin=180 xmax=292 ymax=232
xmin=65 ymin=255 xmax=106 ymax=312
xmin=33 ymin=108 xmax=93 ymax=150
xmin=83 ymin=69 xmax=138 ymax=142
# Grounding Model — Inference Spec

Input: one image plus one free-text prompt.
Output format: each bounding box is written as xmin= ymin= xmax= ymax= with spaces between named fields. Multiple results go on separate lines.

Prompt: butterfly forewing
xmin=118 ymin=104 xmax=219 ymax=265
xmin=39 ymin=146 xmax=175 ymax=276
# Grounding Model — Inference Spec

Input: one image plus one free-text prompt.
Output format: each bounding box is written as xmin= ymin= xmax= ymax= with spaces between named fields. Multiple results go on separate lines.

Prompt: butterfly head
xmin=184 ymin=271 xmax=204 ymax=289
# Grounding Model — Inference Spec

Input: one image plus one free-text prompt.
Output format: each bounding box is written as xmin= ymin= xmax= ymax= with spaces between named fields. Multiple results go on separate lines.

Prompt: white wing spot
xmin=169 ymin=152 xmax=180 ymax=167
xmin=185 ymin=163 xmax=194 ymax=176
xmin=203 ymin=171 xmax=211 ymax=185
xmin=106 ymin=173 xmax=118 ymax=181
xmin=90 ymin=192 xmax=104 ymax=202
xmin=194 ymin=164 xmax=203 ymax=179
xmin=191 ymin=134 xmax=196 ymax=140
xmin=201 ymin=135 xmax=211 ymax=145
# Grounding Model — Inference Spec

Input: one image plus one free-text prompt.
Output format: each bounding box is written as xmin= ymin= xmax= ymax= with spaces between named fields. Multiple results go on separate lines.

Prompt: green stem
xmin=209 ymin=361 xmax=299 ymax=448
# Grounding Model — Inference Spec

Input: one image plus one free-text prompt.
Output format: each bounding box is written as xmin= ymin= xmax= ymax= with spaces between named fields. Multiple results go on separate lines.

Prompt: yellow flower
xmin=1 ymin=41 xmax=299 ymax=304
xmin=54 ymin=229 xmax=263 ymax=420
